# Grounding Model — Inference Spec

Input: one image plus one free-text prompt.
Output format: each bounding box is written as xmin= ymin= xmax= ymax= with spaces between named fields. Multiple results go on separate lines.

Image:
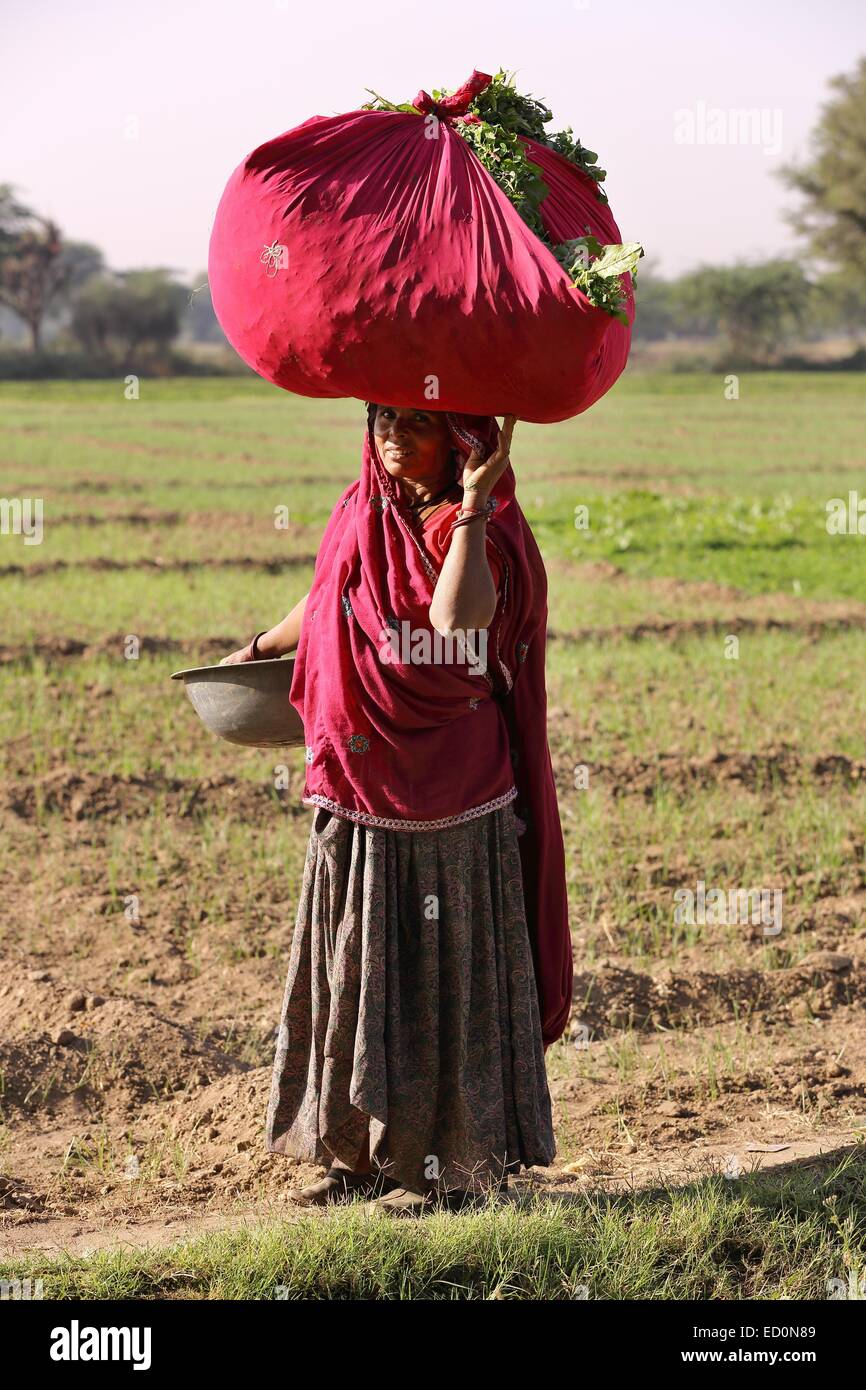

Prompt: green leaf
xmin=357 ymin=72 xmax=642 ymax=324
xmin=361 ymin=89 xmax=421 ymax=114
xmin=590 ymin=242 xmax=645 ymax=279
xmin=552 ymin=238 xmax=644 ymax=321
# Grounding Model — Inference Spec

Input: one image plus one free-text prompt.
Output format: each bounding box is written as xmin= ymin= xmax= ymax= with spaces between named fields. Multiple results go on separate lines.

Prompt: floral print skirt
xmin=265 ymin=802 xmax=556 ymax=1195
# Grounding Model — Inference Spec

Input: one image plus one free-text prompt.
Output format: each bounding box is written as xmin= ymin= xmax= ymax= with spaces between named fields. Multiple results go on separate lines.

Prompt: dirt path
xmin=2 ymin=1128 xmax=858 ymax=1260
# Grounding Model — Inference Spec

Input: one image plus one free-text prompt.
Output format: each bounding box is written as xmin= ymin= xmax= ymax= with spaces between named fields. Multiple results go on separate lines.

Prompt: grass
xmin=2 ymin=371 xmax=866 ymax=1299
xmin=2 ymin=1155 xmax=864 ymax=1299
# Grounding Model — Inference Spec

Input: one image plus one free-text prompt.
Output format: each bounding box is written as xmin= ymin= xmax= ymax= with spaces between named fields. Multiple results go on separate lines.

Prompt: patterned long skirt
xmin=265 ymin=801 xmax=556 ymax=1195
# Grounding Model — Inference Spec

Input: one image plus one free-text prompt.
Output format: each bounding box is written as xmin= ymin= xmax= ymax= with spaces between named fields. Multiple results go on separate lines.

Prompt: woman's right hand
xmin=219 ymin=643 xmax=255 ymax=666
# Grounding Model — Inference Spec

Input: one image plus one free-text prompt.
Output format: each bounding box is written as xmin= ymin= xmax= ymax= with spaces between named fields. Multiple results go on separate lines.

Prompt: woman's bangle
xmin=250 ymin=629 xmax=270 ymax=659
xmin=449 ymin=510 xmax=489 ymax=533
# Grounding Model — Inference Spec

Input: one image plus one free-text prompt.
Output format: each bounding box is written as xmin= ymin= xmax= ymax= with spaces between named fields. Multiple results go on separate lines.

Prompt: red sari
xmin=289 ymin=411 xmax=573 ymax=1047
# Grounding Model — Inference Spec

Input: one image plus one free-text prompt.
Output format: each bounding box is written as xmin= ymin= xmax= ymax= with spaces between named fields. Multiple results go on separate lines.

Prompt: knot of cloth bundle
xmin=411 ymin=69 xmax=492 ymax=118
xmin=208 ymin=68 xmax=638 ymax=423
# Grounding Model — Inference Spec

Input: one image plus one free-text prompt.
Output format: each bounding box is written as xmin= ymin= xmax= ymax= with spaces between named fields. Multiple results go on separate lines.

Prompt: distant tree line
xmin=0 ymin=190 xmax=224 ymax=374
xmin=632 ymin=258 xmax=866 ymax=360
xmin=1 ymin=56 xmax=865 ymax=372
xmin=628 ymin=55 xmax=866 ymax=363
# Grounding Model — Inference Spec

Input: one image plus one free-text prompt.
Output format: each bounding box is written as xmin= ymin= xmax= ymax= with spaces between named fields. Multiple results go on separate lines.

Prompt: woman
xmin=221 ymin=403 xmax=573 ymax=1215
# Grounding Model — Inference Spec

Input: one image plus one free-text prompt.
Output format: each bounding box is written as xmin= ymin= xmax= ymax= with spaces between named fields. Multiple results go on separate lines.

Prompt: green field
xmin=1 ymin=372 xmax=865 ymax=1298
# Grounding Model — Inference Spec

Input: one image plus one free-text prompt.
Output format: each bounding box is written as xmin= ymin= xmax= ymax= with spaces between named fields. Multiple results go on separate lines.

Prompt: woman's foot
xmin=293 ymin=1166 xmax=395 ymax=1206
xmin=363 ymin=1173 xmax=511 ymax=1216
xmin=362 ymin=1186 xmax=434 ymax=1218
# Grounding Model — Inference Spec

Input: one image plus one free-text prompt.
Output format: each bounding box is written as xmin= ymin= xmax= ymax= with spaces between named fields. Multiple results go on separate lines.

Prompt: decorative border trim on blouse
xmin=302 ymin=786 xmax=518 ymax=832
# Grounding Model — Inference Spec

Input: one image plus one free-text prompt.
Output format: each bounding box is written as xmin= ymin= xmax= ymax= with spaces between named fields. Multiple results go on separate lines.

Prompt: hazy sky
xmin=2 ymin=0 xmax=863 ymax=280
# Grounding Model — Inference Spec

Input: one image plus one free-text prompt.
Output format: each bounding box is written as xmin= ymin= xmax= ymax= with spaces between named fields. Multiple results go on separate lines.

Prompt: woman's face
xmin=372 ymin=405 xmax=453 ymax=481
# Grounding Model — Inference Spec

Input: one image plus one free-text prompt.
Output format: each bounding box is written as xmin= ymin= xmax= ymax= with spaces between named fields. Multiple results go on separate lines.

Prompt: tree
xmin=675 ymin=260 xmax=813 ymax=363
xmin=69 ymin=269 xmax=187 ymax=364
xmin=810 ymin=270 xmax=866 ymax=341
xmin=0 ymin=185 xmax=32 ymax=257
xmin=0 ymin=184 xmax=68 ymax=351
xmin=52 ymin=242 xmax=106 ymax=307
xmin=632 ymin=258 xmax=708 ymax=342
xmin=184 ymin=271 xmax=227 ymax=344
xmin=779 ymin=57 xmax=866 ymax=282
xmin=632 ymin=259 xmax=678 ymax=341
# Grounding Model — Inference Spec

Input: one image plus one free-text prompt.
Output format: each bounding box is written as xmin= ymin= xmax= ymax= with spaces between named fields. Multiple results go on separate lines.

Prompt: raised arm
xmin=428 ymin=416 xmax=515 ymax=635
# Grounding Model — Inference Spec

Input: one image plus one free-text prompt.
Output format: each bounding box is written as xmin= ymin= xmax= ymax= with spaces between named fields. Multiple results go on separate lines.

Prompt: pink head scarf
xmin=289 ymin=407 xmax=573 ymax=1047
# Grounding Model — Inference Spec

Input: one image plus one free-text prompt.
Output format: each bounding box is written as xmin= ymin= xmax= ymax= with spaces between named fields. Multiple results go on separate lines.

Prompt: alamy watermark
xmin=826 ymin=491 xmax=866 ymax=536
xmin=378 ymin=622 xmax=488 ymax=676
xmin=1 ymin=497 xmax=43 ymax=545
xmin=1 ymin=1277 xmax=44 ymax=1299
xmin=674 ymin=102 xmax=783 ymax=156
xmin=674 ymin=880 xmax=782 ymax=936
xmin=827 ymin=1269 xmax=866 ymax=1300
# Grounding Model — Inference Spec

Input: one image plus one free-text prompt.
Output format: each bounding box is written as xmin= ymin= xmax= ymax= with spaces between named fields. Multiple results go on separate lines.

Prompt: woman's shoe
xmin=293 ymin=1167 xmax=395 ymax=1206
xmin=362 ymin=1186 xmax=434 ymax=1217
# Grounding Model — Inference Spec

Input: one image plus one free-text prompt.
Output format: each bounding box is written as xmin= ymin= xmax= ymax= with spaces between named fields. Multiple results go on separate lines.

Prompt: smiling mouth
xmin=387 ymin=446 xmax=414 ymax=458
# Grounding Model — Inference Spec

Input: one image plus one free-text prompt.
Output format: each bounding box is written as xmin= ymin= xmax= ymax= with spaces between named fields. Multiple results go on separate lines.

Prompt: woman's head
xmin=367 ymin=403 xmax=457 ymax=485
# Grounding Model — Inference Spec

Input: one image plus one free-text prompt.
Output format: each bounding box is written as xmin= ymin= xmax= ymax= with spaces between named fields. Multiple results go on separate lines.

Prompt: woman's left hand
xmin=459 ymin=415 xmax=516 ymax=503
xmin=219 ymin=643 xmax=255 ymax=665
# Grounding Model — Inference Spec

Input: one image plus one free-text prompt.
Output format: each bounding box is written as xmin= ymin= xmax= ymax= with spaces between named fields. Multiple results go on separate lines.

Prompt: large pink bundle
xmin=208 ymin=73 xmax=634 ymax=424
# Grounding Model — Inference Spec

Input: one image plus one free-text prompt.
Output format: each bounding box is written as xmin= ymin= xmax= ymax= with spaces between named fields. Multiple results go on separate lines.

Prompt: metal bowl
xmin=170 ymin=657 xmax=305 ymax=749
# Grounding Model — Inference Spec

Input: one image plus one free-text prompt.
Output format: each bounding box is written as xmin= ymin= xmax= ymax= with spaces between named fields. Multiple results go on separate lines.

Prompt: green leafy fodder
xmin=363 ymin=69 xmax=644 ymax=322
xmin=552 ymin=237 xmax=645 ymax=325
